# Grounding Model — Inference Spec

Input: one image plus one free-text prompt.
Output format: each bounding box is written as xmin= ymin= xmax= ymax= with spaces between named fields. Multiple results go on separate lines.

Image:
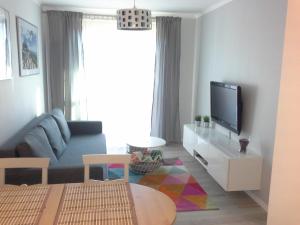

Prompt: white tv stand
xmin=183 ymin=124 xmax=262 ymax=191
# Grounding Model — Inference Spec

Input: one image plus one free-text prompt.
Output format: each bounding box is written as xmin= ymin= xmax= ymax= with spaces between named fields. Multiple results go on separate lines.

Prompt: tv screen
xmin=210 ymin=81 xmax=242 ymax=135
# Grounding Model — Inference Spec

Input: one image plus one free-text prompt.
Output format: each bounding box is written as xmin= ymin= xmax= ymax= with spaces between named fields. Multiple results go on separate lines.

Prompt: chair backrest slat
xmin=0 ymin=158 xmax=50 ymax=185
xmin=82 ymin=154 xmax=131 ymax=182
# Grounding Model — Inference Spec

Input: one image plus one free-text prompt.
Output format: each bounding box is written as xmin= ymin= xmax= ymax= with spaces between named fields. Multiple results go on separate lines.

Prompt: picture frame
xmin=16 ymin=17 xmax=39 ymax=76
xmin=0 ymin=7 xmax=12 ymax=80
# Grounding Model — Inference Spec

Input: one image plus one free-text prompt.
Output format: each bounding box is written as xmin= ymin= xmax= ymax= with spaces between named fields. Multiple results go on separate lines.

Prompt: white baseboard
xmin=245 ymin=191 xmax=268 ymax=212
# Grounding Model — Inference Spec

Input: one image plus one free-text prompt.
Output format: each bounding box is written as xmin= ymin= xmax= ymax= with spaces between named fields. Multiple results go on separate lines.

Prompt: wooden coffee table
xmin=127 ymin=136 xmax=166 ymax=153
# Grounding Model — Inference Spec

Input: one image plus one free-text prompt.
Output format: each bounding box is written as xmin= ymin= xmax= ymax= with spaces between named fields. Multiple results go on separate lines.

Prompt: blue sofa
xmin=0 ymin=109 xmax=107 ymax=185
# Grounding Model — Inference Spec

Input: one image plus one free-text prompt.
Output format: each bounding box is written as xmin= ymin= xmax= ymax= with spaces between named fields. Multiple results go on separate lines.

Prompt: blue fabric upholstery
xmin=51 ymin=108 xmax=71 ymax=143
xmin=58 ymin=134 xmax=106 ymax=166
xmin=39 ymin=116 xmax=66 ymax=158
xmin=1 ymin=109 xmax=107 ymax=185
xmin=0 ymin=114 xmax=49 ymax=156
xmin=5 ymin=165 xmax=103 ymax=185
xmin=24 ymin=127 xmax=58 ymax=165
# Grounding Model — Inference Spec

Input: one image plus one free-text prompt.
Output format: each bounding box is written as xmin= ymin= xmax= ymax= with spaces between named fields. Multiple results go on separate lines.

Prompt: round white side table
xmin=127 ymin=136 xmax=166 ymax=153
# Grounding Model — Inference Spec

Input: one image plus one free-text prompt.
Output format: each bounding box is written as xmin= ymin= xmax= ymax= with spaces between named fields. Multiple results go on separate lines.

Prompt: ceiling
xmin=39 ymin=0 xmax=227 ymax=13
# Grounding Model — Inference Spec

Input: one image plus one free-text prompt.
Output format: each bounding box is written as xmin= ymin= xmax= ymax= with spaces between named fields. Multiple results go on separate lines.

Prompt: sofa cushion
xmin=0 ymin=113 xmax=49 ymax=154
xmin=68 ymin=121 xmax=102 ymax=135
xmin=51 ymin=108 xmax=71 ymax=143
xmin=39 ymin=116 xmax=66 ymax=158
xmin=57 ymin=134 xmax=106 ymax=166
xmin=24 ymin=127 xmax=58 ymax=165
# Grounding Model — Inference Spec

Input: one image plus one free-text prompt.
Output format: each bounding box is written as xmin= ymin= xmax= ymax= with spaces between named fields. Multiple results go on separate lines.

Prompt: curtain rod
xmin=42 ymin=11 xmax=156 ymax=20
xmin=83 ymin=14 xmax=117 ymax=20
xmin=41 ymin=6 xmax=199 ymax=18
xmin=83 ymin=13 xmax=157 ymax=21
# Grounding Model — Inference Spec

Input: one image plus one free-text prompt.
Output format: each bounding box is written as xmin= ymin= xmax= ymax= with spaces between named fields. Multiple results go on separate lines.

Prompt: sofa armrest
xmin=67 ymin=121 xmax=102 ymax=135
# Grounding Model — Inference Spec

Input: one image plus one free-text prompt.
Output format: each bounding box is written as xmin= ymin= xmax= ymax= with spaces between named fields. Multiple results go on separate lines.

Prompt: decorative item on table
xmin=203 ymin=116 xmax=210 ymax=128
xmin=194 ymin=115 xmax=202 ymax=127
xmin=239 ymin=138 xmax=249 ymax=153
xmin=130 ymin=149 xmax=163 ymax=174
xmin=16 ymin=17 xmax=39 ymax=76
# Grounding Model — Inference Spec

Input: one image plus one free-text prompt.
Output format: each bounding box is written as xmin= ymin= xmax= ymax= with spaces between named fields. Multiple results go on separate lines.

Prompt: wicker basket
xmin=130 ymin=149 xmax=163 ymax=174
xmin=130 ymin=160 xmax=162 ymax=174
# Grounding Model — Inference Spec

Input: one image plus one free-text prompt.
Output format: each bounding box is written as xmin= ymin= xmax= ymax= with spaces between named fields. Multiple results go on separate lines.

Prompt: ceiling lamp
xmin=117 ymin=0 xmax=152 ymax=30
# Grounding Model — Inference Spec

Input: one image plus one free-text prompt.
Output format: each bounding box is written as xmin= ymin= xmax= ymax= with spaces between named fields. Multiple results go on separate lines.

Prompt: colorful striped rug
xmin=108 ymin=159 xmax=218 ymax=212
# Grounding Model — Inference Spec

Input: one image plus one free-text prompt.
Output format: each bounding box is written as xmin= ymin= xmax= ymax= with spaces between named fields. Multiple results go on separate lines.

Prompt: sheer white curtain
xmin=0 ymin=11 xmax=11 ymax=79
xmin=82 ymin=17 xmax=156 ymax=147
xmin=0 ymin=15 xmax=6 ymax=76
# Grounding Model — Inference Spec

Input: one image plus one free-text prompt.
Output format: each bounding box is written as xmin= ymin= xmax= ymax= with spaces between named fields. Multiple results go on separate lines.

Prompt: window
xmin=82 ymin=18 xmax=156 ymax=147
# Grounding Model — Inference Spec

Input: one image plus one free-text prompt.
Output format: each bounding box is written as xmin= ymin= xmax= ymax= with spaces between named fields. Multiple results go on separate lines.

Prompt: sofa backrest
xmin=0 ymin=113 xmax=49 ymax=157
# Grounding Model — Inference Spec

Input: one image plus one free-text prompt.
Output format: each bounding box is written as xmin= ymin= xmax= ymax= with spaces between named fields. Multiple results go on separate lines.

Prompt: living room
xmin=0 ymin=0 xmax=299 ymax=224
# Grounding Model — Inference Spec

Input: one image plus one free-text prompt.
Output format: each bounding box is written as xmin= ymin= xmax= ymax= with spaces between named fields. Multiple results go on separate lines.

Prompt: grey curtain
xmin=151 ymin=17 xmax=181 ymax=143
xmin=47 ymin=11 xmax=84 ymax=120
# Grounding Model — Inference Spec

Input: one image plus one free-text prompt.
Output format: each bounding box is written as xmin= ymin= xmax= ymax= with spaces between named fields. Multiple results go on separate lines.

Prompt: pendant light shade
xmin=117 ymin=0 xmax=152 ymax=30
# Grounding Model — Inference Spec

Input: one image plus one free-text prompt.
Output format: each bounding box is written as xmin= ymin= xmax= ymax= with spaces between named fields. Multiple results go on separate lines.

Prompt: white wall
xmin=179 ymin=17 xmax=199 ymax=137
xmin=0 ymin=0 xmax=44 ymax=145
xmin=195 ymin=0 xmax=287 ymax=207
xmin=267 ymin=0 xmax=300 ymax=224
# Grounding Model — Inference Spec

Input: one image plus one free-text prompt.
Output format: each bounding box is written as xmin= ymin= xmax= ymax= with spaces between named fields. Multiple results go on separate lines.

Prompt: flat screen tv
xmin=210 ymin=81 xmax=242 ymax=135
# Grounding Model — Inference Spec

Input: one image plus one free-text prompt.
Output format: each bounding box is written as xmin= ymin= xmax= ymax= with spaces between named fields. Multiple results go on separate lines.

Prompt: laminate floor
xmin=108 ymin=144 xmax=267 ymax=225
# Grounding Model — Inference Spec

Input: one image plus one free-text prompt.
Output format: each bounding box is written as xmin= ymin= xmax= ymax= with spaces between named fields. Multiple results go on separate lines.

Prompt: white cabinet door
xmin=194 ymin=138 xmax=209 ymax=158
xmin=194 ymin=138 xmax=229 ymax=190
xmin=193 ymin=138 xmax=210 ymax=168
xmin=206 ymin=145 xmax=229 ymax=190
xmin=227 ymin=158 xmax=262 ymax=191
xmin=183 ymin=126 xmax=196 ymax=156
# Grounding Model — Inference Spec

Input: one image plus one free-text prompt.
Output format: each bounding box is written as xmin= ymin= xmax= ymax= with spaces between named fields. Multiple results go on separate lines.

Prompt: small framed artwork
xmin=0 ymin=7 xmax=12 ymax=80
xmin=16 ymin=17 xmax=39 ymax=76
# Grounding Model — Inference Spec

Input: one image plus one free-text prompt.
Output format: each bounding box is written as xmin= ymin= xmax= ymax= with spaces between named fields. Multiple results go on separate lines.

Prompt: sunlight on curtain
xmin=0 ymin=13 xmax=9 ymax=78
xmin=0 ymin=16 xmax=6 ymax=76
xmin=82 ymin=18 xmax=156 ymax=147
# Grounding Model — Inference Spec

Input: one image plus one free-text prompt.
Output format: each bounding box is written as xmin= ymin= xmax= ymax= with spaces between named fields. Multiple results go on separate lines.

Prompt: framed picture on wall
xmin=16 ymin=17 xmax=39 ymax=76
xmin=0 ymin=7 xmax=12 ymax=80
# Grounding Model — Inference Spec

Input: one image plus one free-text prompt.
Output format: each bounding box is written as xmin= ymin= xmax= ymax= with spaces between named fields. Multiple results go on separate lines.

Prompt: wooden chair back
xmin=82 ymin=154 xmax=131 ymax=182
xmin=0 ymin=158 xmax=50 ymax=185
